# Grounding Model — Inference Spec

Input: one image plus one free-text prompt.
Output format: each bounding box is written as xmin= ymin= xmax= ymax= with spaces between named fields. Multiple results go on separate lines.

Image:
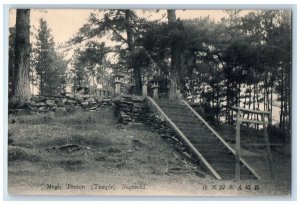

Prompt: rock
xmin=89 ymin=101 xmax=97 ymax=106
xmin=87 ymin=97 xmax=96 ymax=102
xmin=75 ymin=95 xmax=84 ymax=103
xmin=120 ymin=111 xmax=127 ymax=117
xmin=89 ymin=106 xmax=97 ymax=110
xmin=171 ymin=136 xmax=179 ymax=143
xmin=51 ymin=106 xmax=57 ymax=111
xmin=132 ymin=108 xmax=139 ymax=113
xmin=183 ymin=152 xmax=192 ymax=159
xmin=120 ymin=100 xmax=133 ymax=105
xmin=57 ymin=101 xmax=65 ymax=107
xmin=62 ymin=98 xmax=68 ymax=103
xmin=46 ymin=100 xmax=56 ymax=106
xmin=102 ymin=98 xmax=111 ymax=103
xmin=160 ymin=133 xmax=170 ymax=138
xmin=38 ymin=106 xmax=48 ymax=112
xmin=119 ymin=103 xmax=129 ymax=108
xmin=120 ymin=107 xmax=130 ymax=112
xmin=31 ymin=96 xmax=47 ymax=103
xmin=81 ymin=101 xmax=89 ymax=107
xmin=66 ymin=99 xmax=77 ymax=105
xmin=36 ymin=102 xmax=47 ymax=107
xmin=29 ymin=101 xmax=37 ymax=106
xmin=133 ymin=103 xmax=146 ymax=108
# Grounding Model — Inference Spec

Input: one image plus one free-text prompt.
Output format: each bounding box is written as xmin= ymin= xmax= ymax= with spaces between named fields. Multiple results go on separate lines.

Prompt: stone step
xmin=171 ymin=116 xmax=199 ymax=121
xmin=166 ymin=110 xmax=195 ymax=116
xmin=177 ymin=122 xmax=205 ymax=127
xmin=188 ymin=136 xmax=221 ymax=143
xmin=200 ymin=153 xmax=234 ymax=161
xmin=157 ymin=103 xmax=187 ymax=109
xmin=154 ymin=99 xmax=257 ymax=180
xmin=176 ymin=124 xmax=207 ymax=131
xmin=180 ymin=129 xmax=211 ymax=136
xmin=155 ymin=99 xmax=184 ymax=105
xmin=163 ymin=110 xmax=194 ymax=117
xmin=195 ymin=144 xmax=230 ymax=152
xmin=207 ymin=158 xmax=236 ymax=165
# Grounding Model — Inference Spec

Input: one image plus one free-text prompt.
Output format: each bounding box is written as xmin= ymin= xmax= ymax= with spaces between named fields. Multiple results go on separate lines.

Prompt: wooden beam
xmin=234 ymin=118 xmax=264 ymax=124
xmin=147 ymin=97 xmax=222 ymax=180
xmin=262 ymin=114 xmax=274 ymax=179
xmin=235 ymin=109 xmax=241 ymax=181
xmin=183 ymin=100 xmax=261 ymax=180
xmin=232 ymin=106 xmax=271 ymax=115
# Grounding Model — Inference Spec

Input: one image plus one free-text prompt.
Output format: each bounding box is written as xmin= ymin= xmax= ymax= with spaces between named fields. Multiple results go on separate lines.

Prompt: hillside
xmin=7 ymin=107 xmax=290 ymax=196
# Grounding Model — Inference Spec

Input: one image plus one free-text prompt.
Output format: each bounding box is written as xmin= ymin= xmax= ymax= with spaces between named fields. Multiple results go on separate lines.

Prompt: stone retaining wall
xmin=112 ymin=95 xmax=149 ymax=124
xmin=24 ymin=95 xmax=112 ymax=114
xmin=113 ymin=95 xmax=195 ymax=162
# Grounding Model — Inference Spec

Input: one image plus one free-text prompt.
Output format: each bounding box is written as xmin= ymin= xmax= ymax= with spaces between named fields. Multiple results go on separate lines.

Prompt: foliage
xmin=32 ymin=18 xmax=68 ymax=95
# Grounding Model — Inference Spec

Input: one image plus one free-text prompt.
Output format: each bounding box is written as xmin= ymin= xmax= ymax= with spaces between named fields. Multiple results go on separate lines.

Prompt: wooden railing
xmin=146 ymin=96 xmax=222 ymax=180
xmin=89 ymin=88 xmax=113 ymax=97
xmin=182 ymin=100 xmax=261 ymax=180
xmin=232 ymin=106 xmax=273 ymax=180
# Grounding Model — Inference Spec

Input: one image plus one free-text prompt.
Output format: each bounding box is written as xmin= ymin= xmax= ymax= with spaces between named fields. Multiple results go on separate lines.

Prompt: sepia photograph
xmin=6 ymin=8 xmax=292 ymax=196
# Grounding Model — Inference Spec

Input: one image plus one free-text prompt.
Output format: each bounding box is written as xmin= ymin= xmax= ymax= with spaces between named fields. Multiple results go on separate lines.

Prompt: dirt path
xmin=7 ymin=109 xmax=290 ymax=196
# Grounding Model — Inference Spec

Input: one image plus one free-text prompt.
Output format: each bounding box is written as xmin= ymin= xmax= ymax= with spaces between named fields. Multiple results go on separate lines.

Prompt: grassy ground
xmin=7 ymin=108 xmax=291 ymax=196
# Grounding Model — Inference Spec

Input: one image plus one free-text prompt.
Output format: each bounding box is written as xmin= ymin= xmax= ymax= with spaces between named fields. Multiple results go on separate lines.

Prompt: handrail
xmin=232 ymin=106 xmax=271 ymax=115
xmin=182 ymin=100 xmax=261 ymax=180
xmin=146 ymin=96 xmax=222 ymax=180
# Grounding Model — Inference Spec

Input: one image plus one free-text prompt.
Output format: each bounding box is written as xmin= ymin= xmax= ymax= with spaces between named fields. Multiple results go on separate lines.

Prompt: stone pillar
xmin=89 ymin=86 xmax=95 ymax=96
xmin=115 ymin=83 xmax=121 ymax=95
xmin=142 ymin=83 xmax=148 ymax=96
xmin=152 ymin=82 xmax=159 ymax=99
xmin=96 ymin=89 xmax=100 ymax=98
xmin=109 ymin=87 xmax=114 ymax=97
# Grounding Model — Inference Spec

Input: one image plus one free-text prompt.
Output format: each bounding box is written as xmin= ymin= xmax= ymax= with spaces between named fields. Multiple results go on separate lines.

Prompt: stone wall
xmin=25 ymin=95 xmax=112 ymax=114
xmin=112 ymin=95 xmax=149 ymax=124
xmin=113 ymin=95 xmax=195 ymax=162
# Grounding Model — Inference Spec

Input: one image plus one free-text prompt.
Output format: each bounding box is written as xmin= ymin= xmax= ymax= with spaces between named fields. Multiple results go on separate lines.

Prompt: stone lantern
xmin=150 ymin=78 xmax=160 ymax=99
xmin=113 ymin=71 xmax=125 ymax=95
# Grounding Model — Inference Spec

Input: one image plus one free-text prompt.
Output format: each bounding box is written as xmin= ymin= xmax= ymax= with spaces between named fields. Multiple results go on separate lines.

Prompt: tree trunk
xmin=11 ymin=9 xmax=31 ymax=105
xmin=125 ymin=10 xmax=142 ymax=95
xmin=279 ymin=67 xmax=284 ymax=130
xmin=167 ymin=9 xmax=180 ymax=100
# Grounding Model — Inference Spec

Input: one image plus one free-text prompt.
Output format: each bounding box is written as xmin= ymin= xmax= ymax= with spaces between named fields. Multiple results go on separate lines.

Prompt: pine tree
xmin=33 ymin=18 xmax=67 ymax=95
xmin=11 ymin=9 xmax=31 ymax=105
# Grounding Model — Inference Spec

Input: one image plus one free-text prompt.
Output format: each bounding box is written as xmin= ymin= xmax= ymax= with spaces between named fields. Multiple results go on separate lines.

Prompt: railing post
xmin=235 ymin=108 xmax=241 ymax=181
xmin=142 ymin=83 xmax=148 ymax=96
xmin=262 ymin=114 xmax=274 ymax=179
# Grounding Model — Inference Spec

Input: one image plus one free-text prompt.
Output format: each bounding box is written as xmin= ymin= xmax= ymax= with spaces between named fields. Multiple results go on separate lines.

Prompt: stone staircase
xmin=154 ymin=98 xmax=259 ymax=180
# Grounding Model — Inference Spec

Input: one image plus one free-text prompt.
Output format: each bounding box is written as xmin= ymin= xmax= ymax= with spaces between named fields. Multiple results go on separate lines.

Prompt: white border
xmin=1 ymin=0 xmax=299 ymax=204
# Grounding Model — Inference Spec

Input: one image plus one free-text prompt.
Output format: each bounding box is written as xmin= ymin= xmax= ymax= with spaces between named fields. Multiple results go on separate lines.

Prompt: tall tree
xmin=11 ymin=9 xmax=31 ymax=105
xmin=69 ymin=9 xmax=145 ymax=95
xmin=167 ymin=10 xmax=182 ymax=100
xmin=9 ymin=27 xmax=16 ymax=99
xmin=32 ymin=18 xmax=67 ymax=95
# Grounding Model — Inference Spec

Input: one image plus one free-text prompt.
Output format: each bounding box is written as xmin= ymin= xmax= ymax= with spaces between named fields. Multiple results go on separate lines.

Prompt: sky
xmin=9 ymin=9 xmax=229 ymax=44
